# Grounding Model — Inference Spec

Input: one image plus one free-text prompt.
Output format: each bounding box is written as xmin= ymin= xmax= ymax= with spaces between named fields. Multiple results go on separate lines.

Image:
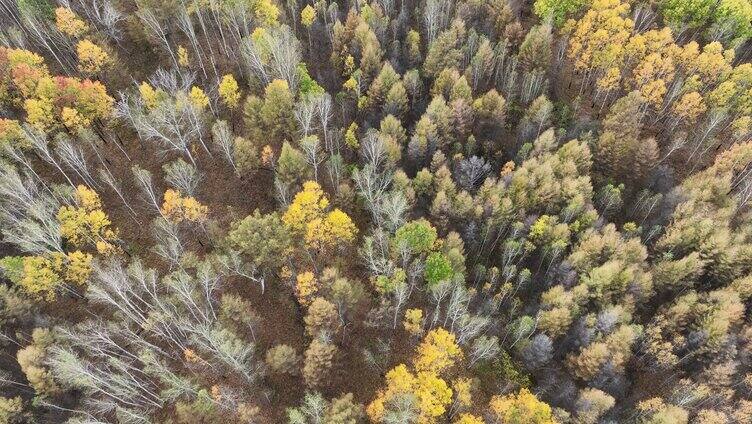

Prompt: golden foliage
xmin=283 ymin=181 xmax=358 ymax=253
xmin=567 ymin=0 xmax=633 ymax=73
xmin=304 ymin=209 xmax=358 ymax=252
xmin=55 ymin=7 xmax=88 ymax=37
xmin=488 ymin=388 xmax=556 ymax=424
xmin=403 ymin=308 xmax=424 ymax=336
xmin=301 ymin=4 xmax=316 ymax=28
xmin=283 ymin=181 xmax=329 ymax=233
xmin=58 ymin=186 xmax=118 ymax=255
xmin=77 ymin=39 xmax=111 ymax=74
xmin=368 ymin=328 xmax=464 ymax=423
xmin=13 ymin=251 xmax=92 ymax=301
xmin=218 ymin=74 xmax=241 ymax=109
xmin=178 ymin=45 xmax=190 ymax=67
xmin=161 ymin=189 xmax=209 ymax=223
xmin=414 ymin=328 xmax=463 ymax=374
xmin=189 ymin=86 xmax=210 ymax=110
xmin=295 ymin=271 xmax=319 ymax=307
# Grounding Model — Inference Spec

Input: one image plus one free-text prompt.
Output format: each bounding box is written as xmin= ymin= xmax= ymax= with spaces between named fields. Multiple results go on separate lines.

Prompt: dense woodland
xmin=0 ymin=0 xmax=751 ymax=422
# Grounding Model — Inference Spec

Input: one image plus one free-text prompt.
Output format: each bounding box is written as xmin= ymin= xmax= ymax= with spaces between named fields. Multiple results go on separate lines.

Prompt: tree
xmin=23 ymin=76 xmax=114 ymax=132
xmin=367 ymin=363 xmax=452 ymax=423
xmin=57 ymin=185 xmax=119 ymax=255
xmin=393 ymin=219 xmax=438 ymax=254
xmin=177 ymin=45 xmax=189 ymax=68
xmin=304 ymin=297 xmax=339 ymax=336
xmin=637 ymin=399 xmax=689 ymax=424
xmin=660 ymin=0 xmax=715 ymax=29
xmin=241 ymin=25 xmax=301 ymax=87
xmin=0 ymin=396 xmax=25 ymax=423
xmin=295 ymin=271 xmax=319 ymax=306
xmin=424 ymin=252 xmax=454 ymax=287
xmin=575 ymin=388 xmax=615 ymax=424
xmin=534 ymin=0 xmax=587 ymax=27
xmin=277 ymin=141 xmax=310 ymax=185
xmin=567 ymin=0 xmax=633 ymax=76
xmin=454 ymin=414 xmax=484 ymax=424
xmin=297 ymin=63 xmax=324 ymax=98
xmin=234 ymin=136 xmax=260 ymax=176
xmin=488 ymin=388 xmax=556 ymax=424
xmin=711 ymin=0 xmax=752 ymax=46
xmin=228 ymin=210 xmax=292 ymax=273
xmin=304 ymin=209 xmax=358 ymax=253
xmin=16 ymin=328 xmax=59 ymax=397
xmin=218 ymin=74 xmax=241 ymax=109
xmin=301 ymin=5 xmax=316 ymax=29
xmin=55 ymin=6 xmax=89 ymax=37
xmin=594 ymin=91 xmax=658 ymax=185
xmin=473 ymin=89 xmax=506 ymax=131
xmin=160 ymin=189 xmax=209 ymax=223
xmin=414 ymin=328 xmax=463 ymax=374
xmin=303 ymin=338 xmax=337 ymax=388
xmin=0 ymin=119 xmax=24 ymax=148
xmin=163 ymin=158 xmax=201 ymax=196
xmin=266 ymin=344 xmax=300 ymax=375
xmin=403 ymin=308 xmax=425 ymax=336
xmin=288 ymin=392 xmax=327 ymax=423
xmin=368 ymin=328 xmax=462 ymax=422
xmin=189 ymin=86 xmax=210 ymax=110
xmin=288 ymin=392 xmax=364 ymax=424
xmin=252 ymin=0 xmax=281 ymax=27
xmin=281 ymin=181 xmax=358 ymax=253
xmin=325 ymin=393 xmax=365 ymax=424
xmin=76 ymin=39 xmax=111 ymax=75
xmin=423 ymin=20 xmax=466 ymax=77
xmin=384 ymin=81 xmax=409 ymax=118
xmin=518 ymin=24 xmax=552 ymax=71
xmin=0 ymin=251 xmax=93 ymax=301
xmin=244 ymin=79 xmax=296 ymax=144
xmin=283 ymin=181 xmax=329 ymax=234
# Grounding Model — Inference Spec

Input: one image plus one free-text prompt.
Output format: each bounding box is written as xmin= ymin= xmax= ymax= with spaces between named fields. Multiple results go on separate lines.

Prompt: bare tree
xmin=295 ymin=98 xmax=318 ymax=138
xmin=211 ymin=120 xmax=236 ymax=172
xmin=23 ymin=126 xmax=76 ymax=188
xmin=55 ymin=134 xmax=98 ymax=189
xmin=163 ymin=158 xmax=202 ymax=196
xmin=0 ymin=162 xmax=63 ymax=254
xmin=98 ymin=168 xmax=138 ymax=219
xmin=131 ymin=165 xmax=164 ymax=217
xmin=136 ymin=7 xmax=179 ymax=69
xmin=423 ymin=0 xmax=452 ymax=45
xmin=313 ymin=94 xmax=334 ymax=152
xmin=240 ymin=25 xmax=301 ymax=89
xmin=455 ymin=156 xmax=491 ymax=192
xmin=300 ymin=135 xmax=324 ymax=182
xmin=116 ymin=71 xmax=209 ymax=165
xmin=353 ymin=163 xmax=392 ymax=225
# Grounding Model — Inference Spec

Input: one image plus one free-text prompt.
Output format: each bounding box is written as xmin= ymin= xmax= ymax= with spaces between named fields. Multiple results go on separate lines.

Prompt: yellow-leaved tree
xmin=295 ymin=271 xmax=318 ymax=306
xmin=0 ymin=251 xmax=93 ymax=301
xmin=58 ymin=185 xmax=119 ymax=255
xmin=77 ymin=39 xmax=112 ymax=75
xmin=283 ymin=181 xmax=358 ymax=253
xmin=218 ymin=74 xmax=241 ymax=109
xmin=414 ymin=327 xmax=464 ymax=374
xmin=189 ymin=86 xmax=210 ymax=110
xmin=301 ymin=5 xmax=316 ymax=28
xmin=161 ymin=189 xmax=209 ymax=223
xmin=55 ymin=7 xmax=89 ymax=37
xmin=488 ymin=388 xmax=557 ymax=424
xmin=367 ymin=328 xmax=463 ymax=422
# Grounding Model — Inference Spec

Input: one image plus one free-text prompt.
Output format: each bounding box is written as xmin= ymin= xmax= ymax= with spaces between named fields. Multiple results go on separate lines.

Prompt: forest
xmin=0 ymin=0 xmax=751 ymax=422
